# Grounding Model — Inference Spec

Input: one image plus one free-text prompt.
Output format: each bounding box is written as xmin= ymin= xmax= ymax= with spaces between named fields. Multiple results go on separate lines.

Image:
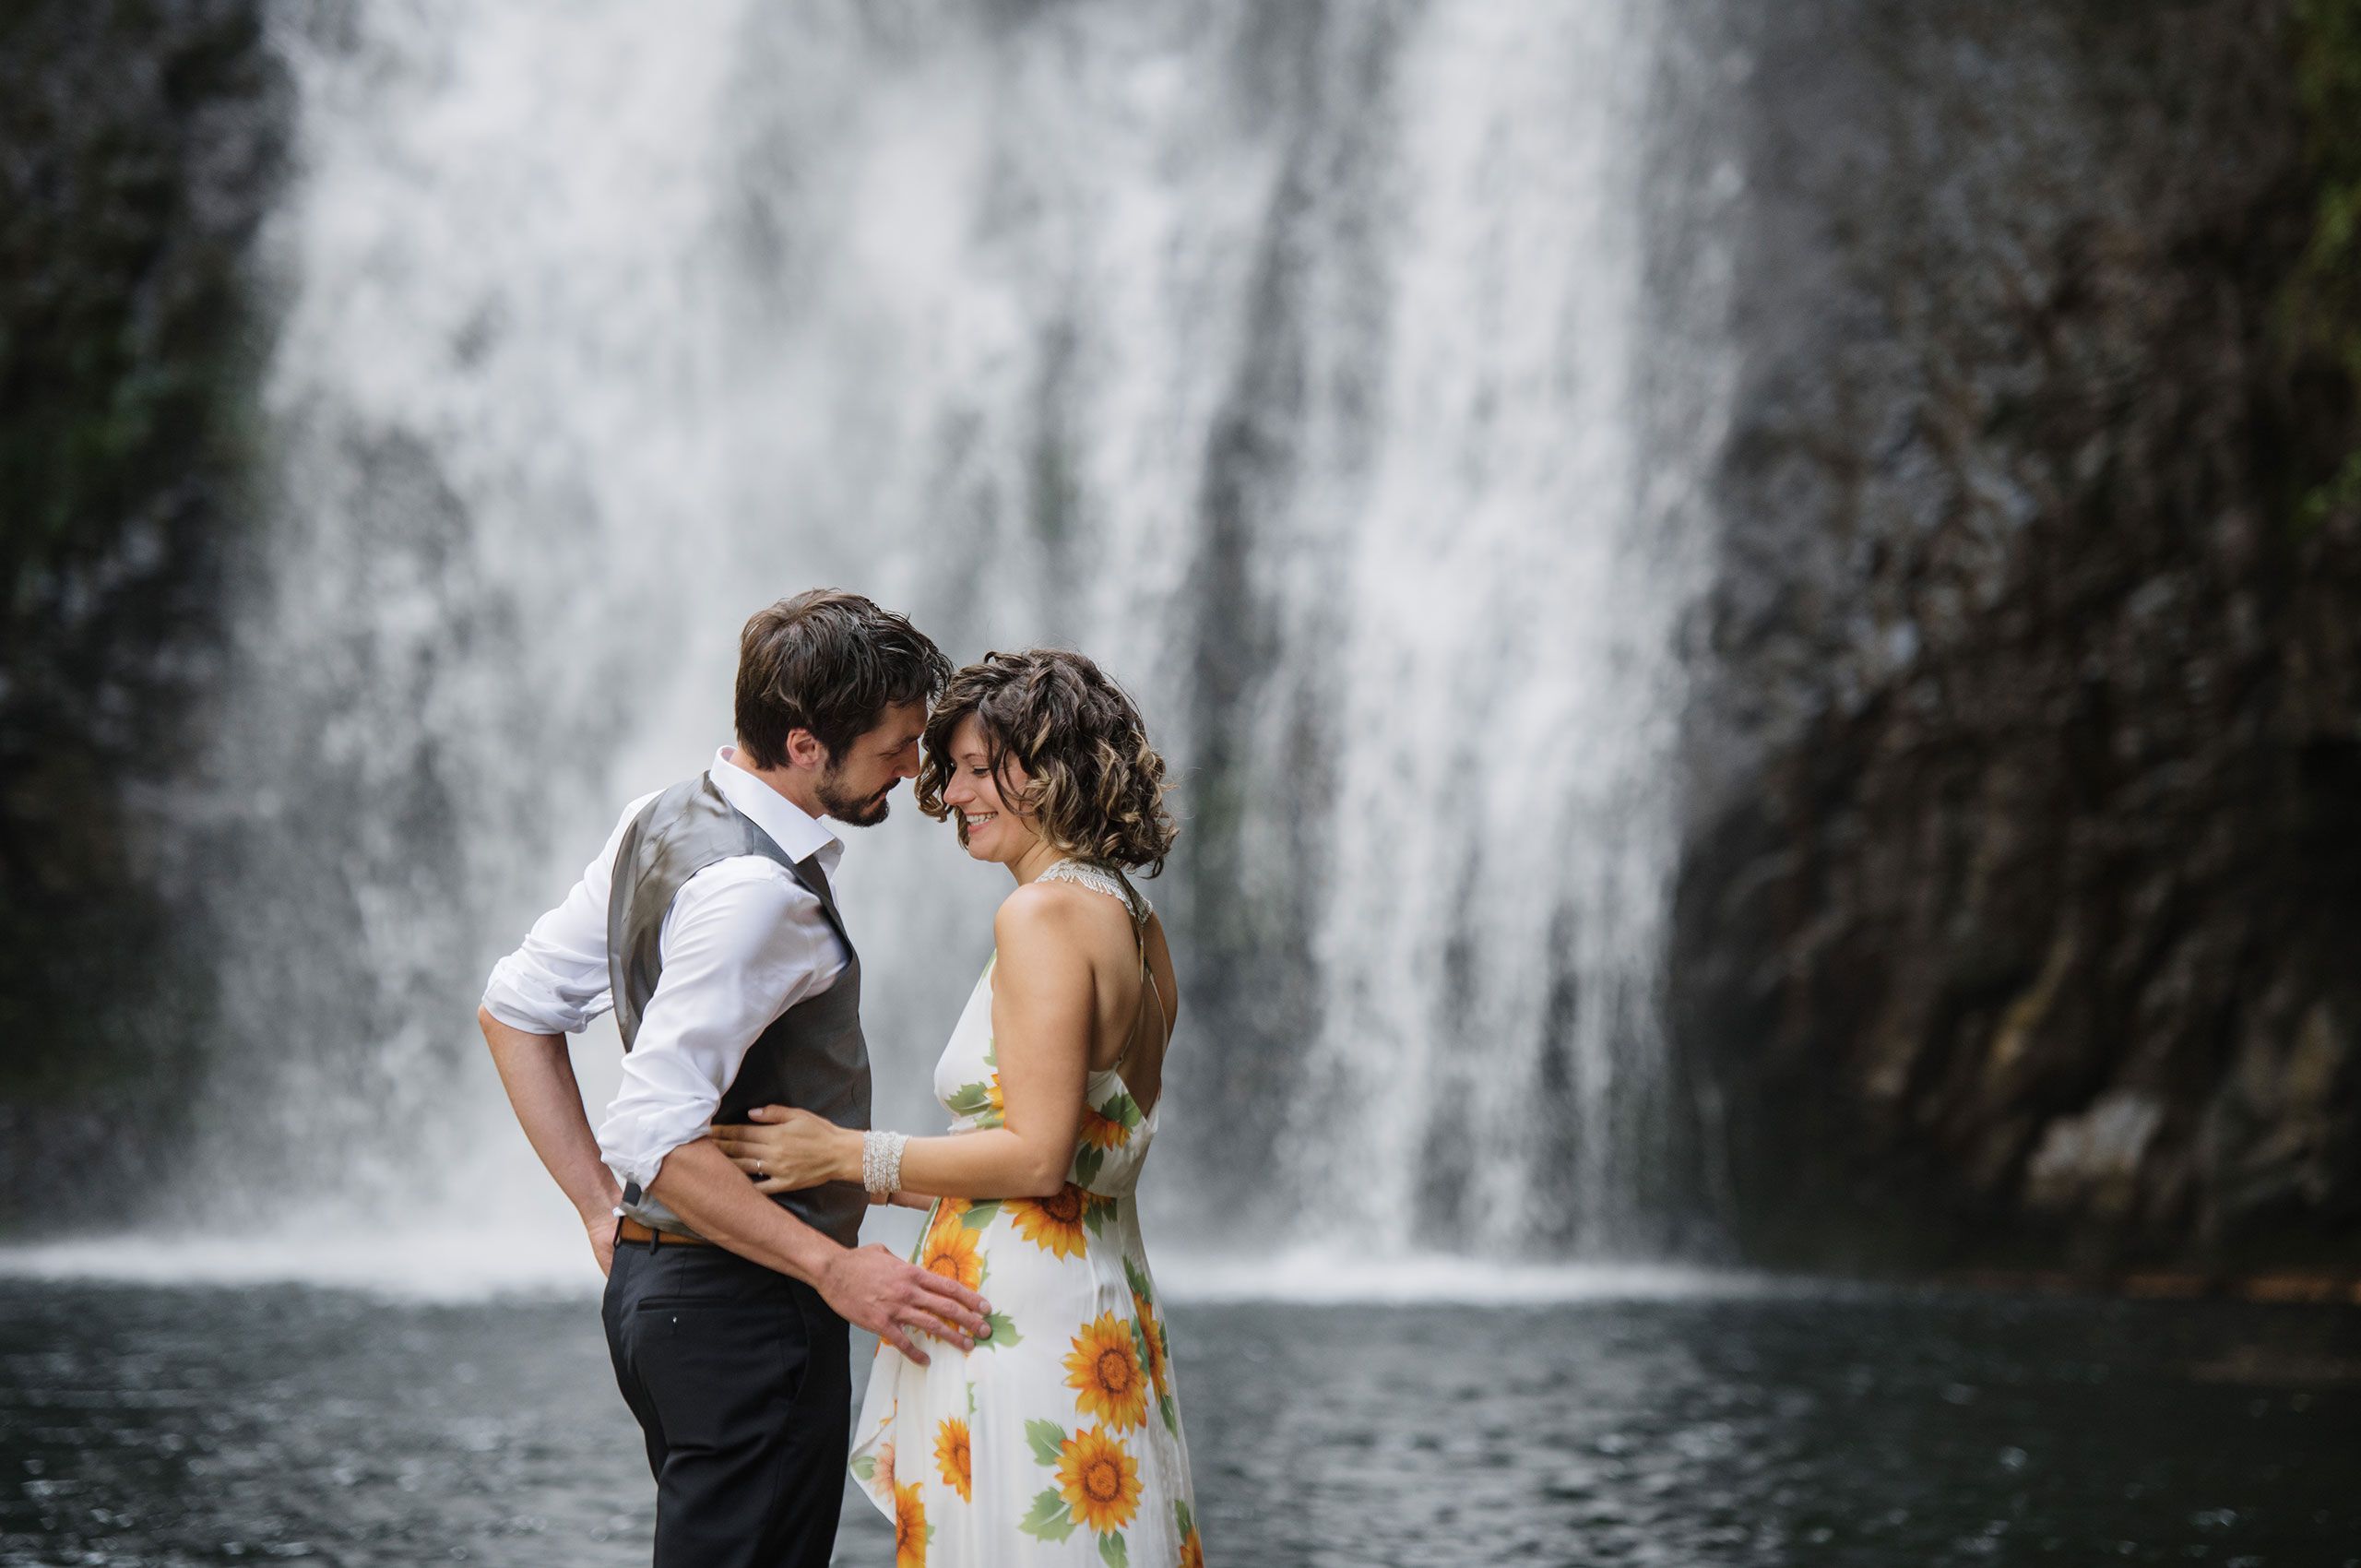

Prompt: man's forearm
xmin=479 ymin=1006 xmax=620 ymax=1218
xmin=647 ymin=1138 xmax=845 ymax=1286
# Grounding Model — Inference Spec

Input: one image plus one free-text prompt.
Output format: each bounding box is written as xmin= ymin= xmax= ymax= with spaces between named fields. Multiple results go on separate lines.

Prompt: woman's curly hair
xmin=916 ymin=648 xmax=1178 ymax=875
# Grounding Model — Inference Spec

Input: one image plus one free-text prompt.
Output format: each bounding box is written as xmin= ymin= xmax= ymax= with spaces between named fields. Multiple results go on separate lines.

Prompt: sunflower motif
xmin=893 ymin=1479 xmax=929 ymax=1568
xmin=920 ymin=1220 xmax=984 ymax=1292
xmin=1133 ymin=1290 xmax=1170 ymax=1398
xmin=1062 ymin=1312 xmax=1149 ymax=1429
xmin=1009 ymin=1183 xmax=1097 ymax=1259
xmin=1053 ymin=1425 xmax=1143 ymax=1535
xmin=873 ymin=1441 xmax=896 ymax=1496
xmin=935 ymin=1418 xmax=972 ymax=1503
xmin=1181 ymin=1523 xmax=1205 ymax=1568
xmin=1077 ymin=1102 xmax=1130 ymax=1150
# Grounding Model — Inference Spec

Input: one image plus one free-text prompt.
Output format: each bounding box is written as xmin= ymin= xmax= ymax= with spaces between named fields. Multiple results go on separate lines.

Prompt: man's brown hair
xmin=735 ymin=589 xmax=951 ymax=767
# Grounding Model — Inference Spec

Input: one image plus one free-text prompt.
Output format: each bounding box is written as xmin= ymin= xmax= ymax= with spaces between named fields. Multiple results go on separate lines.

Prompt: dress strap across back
xmin=1036 ymin=858 xmax=1167 ymax=1084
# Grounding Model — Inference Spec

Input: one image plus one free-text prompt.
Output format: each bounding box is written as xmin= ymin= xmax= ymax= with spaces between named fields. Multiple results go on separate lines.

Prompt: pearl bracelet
xmin=861 ymin=1130 xmax=908 ymax=1198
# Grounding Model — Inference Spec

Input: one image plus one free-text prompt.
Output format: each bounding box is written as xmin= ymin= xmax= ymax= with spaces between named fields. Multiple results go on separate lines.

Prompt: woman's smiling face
xmin=940 ymin=712 xmax=1038 ymax=864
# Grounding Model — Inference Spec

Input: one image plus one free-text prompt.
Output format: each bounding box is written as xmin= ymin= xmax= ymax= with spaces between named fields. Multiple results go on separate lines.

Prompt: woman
xmin=713 ymin=648 xmax=1203 ymax=1568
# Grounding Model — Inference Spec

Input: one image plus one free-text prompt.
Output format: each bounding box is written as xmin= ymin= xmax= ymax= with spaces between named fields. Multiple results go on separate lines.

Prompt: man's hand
xmin=581 ymin=1205 xmax=618 ymax=1278
xmin=480 ymin=1008 xmax=626 ymax=1277
xmin=819 ymin=1244 xmax=991 ymax=1365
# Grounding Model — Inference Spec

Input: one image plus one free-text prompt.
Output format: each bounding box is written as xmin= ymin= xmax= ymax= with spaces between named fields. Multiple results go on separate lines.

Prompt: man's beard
xmin=816 ymin=764 xmax=893 ymax=826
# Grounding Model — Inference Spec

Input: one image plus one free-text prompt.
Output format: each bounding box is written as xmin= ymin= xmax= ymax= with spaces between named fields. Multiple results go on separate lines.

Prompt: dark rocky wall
xmin=1673 ymin=0 xmax=2361 ymax=1275
xmin=0 ymin=0 xmax=283 ymax=1226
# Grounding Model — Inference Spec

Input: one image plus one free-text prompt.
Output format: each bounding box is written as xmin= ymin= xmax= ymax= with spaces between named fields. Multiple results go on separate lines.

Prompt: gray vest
xmin=606 ymin=775 xmax=870 ymax=1246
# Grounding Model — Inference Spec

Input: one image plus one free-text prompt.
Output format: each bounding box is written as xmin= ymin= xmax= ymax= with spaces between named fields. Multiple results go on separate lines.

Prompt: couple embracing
xmin=480 ymin=589 xmax=1201 ymax=1567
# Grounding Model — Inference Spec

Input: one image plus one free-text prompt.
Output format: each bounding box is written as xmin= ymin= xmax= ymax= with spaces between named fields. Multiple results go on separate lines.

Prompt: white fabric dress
xmin=851 ymin=862 xmax=1202 ymax=1568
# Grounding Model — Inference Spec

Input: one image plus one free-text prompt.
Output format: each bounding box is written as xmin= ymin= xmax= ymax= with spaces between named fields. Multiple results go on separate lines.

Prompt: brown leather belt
xmin=615 ymin=1215 xmax=712 ymax=1247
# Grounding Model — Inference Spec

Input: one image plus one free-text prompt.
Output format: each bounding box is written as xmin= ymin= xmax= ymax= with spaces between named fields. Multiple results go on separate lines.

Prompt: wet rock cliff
xmin=0 ymin=1 xmax=283 ymax=1223
xmin=1673 ymin=0 xmax=2361 ymax=1275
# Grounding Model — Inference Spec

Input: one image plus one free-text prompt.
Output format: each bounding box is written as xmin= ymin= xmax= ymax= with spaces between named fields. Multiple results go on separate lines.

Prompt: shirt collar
xmin=709 ymin=746 xmax=844 ymax=873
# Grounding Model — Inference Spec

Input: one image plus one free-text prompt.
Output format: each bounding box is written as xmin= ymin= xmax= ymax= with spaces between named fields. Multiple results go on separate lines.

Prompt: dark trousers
xmin=602 ymin=1233 xmax=851 ymax=1568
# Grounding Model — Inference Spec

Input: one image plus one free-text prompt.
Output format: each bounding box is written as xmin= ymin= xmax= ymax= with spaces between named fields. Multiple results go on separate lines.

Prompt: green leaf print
xmin=957 ymin=1199 xmax=1003 ymax=1231
xmin=1123 ymin=1254 xmax=1155 ymax=1306
xmin=1175 ymin=1501 xmax=1194 ymax=1538
xmin=1098 ymin=1529 xmax=1130 ymax=1567
xmin=1083 ymin=1196 xmax=1110 ymax=1237
xmin=1103 ymin=1091 xmax=1142 ymax=1131
xmin=980 ymin=1309 xmax=1024 ymax=1348
xmin=1019 ymin=1488 xmax=1077 ymax=1542
xmin=943 ymin=1081 xmax=994 ymax=1118
xmin=849 ymin=1454 xmax=874 ymax=1482
xmin=1158 ymin=1322 xmax=1177 ymax=1429
xmin=1026 ymin=1420 xmax=1068 ymax=1467
xmin=1072 ymin=1145 xmax=1105 ymax=1189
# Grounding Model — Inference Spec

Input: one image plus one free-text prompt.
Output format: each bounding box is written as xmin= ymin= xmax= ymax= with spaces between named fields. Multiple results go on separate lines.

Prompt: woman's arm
xmin=714 ymin=888 xmax=1097 ymax=1201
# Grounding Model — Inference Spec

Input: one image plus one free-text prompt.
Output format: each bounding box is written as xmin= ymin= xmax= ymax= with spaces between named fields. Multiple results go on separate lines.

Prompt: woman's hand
xmin=711 ymin=1106 xmax=858 ymax=1194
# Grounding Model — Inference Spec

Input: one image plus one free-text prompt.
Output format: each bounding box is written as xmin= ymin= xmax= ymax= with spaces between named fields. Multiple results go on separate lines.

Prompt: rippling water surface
xmin=2 ymin=1280 xmax=2355 ymax=1567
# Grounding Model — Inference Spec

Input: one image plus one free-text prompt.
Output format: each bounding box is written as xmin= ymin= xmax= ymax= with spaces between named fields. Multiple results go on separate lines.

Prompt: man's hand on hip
xmin=819 ymin=1245 xmax=991 ymax=1365
xmin=582 ymin=1205 xmax=619 ymax=1278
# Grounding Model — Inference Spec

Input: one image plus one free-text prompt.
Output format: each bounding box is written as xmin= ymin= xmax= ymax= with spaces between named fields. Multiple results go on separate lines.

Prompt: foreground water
xmin=1 ymin=1279 xmax=2355 ymax=1567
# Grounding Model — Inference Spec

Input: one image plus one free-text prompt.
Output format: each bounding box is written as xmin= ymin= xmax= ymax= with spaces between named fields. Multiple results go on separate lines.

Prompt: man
xmin=478 ymin=589 xmax=989 ymax=1568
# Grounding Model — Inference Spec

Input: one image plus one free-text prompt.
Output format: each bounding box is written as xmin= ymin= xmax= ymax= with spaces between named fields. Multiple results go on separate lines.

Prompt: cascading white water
xmin=159 ymin=0 xmax=1722 ymax=1278
xmin=1278 ymin=5 xmax=1706 ymax=1258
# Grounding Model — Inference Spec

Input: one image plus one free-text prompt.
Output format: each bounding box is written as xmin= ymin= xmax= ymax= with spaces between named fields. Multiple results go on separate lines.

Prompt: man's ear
xmin=784 ymin=728 xmax=832 ymax=772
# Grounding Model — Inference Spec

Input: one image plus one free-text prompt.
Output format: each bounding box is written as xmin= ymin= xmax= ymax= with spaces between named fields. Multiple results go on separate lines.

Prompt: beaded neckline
xmin=1038 ymin=857 xmax=1151 ymax=927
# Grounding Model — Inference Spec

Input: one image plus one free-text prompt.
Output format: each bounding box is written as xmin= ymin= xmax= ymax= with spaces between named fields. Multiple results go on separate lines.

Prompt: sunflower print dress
xmin=851 ymin=864 xmax=1202 ymax=1568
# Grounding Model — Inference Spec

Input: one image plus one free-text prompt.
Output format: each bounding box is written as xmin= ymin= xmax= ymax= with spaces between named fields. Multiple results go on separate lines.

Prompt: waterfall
xmin=1269 ymin=6 xmax=1714 ymax=1258
xmin=167 ymin=0 xmax=1724 ymax=1275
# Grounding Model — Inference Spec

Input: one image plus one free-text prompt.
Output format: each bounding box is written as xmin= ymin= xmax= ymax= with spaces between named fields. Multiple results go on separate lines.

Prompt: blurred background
xmin=3 ymin=2 xmax=2357 ymax=1564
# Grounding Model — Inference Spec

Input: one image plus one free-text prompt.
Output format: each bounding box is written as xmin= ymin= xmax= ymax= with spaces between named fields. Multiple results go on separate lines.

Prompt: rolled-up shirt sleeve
xmin=480 ymin=797 xmax=656 ymax=1036
xmin=594 ymin=859 xmax=844 ymax=1194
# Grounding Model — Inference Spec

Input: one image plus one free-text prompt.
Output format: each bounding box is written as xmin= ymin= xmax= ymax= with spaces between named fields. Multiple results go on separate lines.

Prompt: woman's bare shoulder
xmin=994 ymin=878 xmax=1133 ymax=955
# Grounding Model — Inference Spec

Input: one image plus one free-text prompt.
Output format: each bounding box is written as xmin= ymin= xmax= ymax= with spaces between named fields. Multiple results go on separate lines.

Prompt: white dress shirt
xmin=481 ymin=747 xmax=849 ymax=1194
